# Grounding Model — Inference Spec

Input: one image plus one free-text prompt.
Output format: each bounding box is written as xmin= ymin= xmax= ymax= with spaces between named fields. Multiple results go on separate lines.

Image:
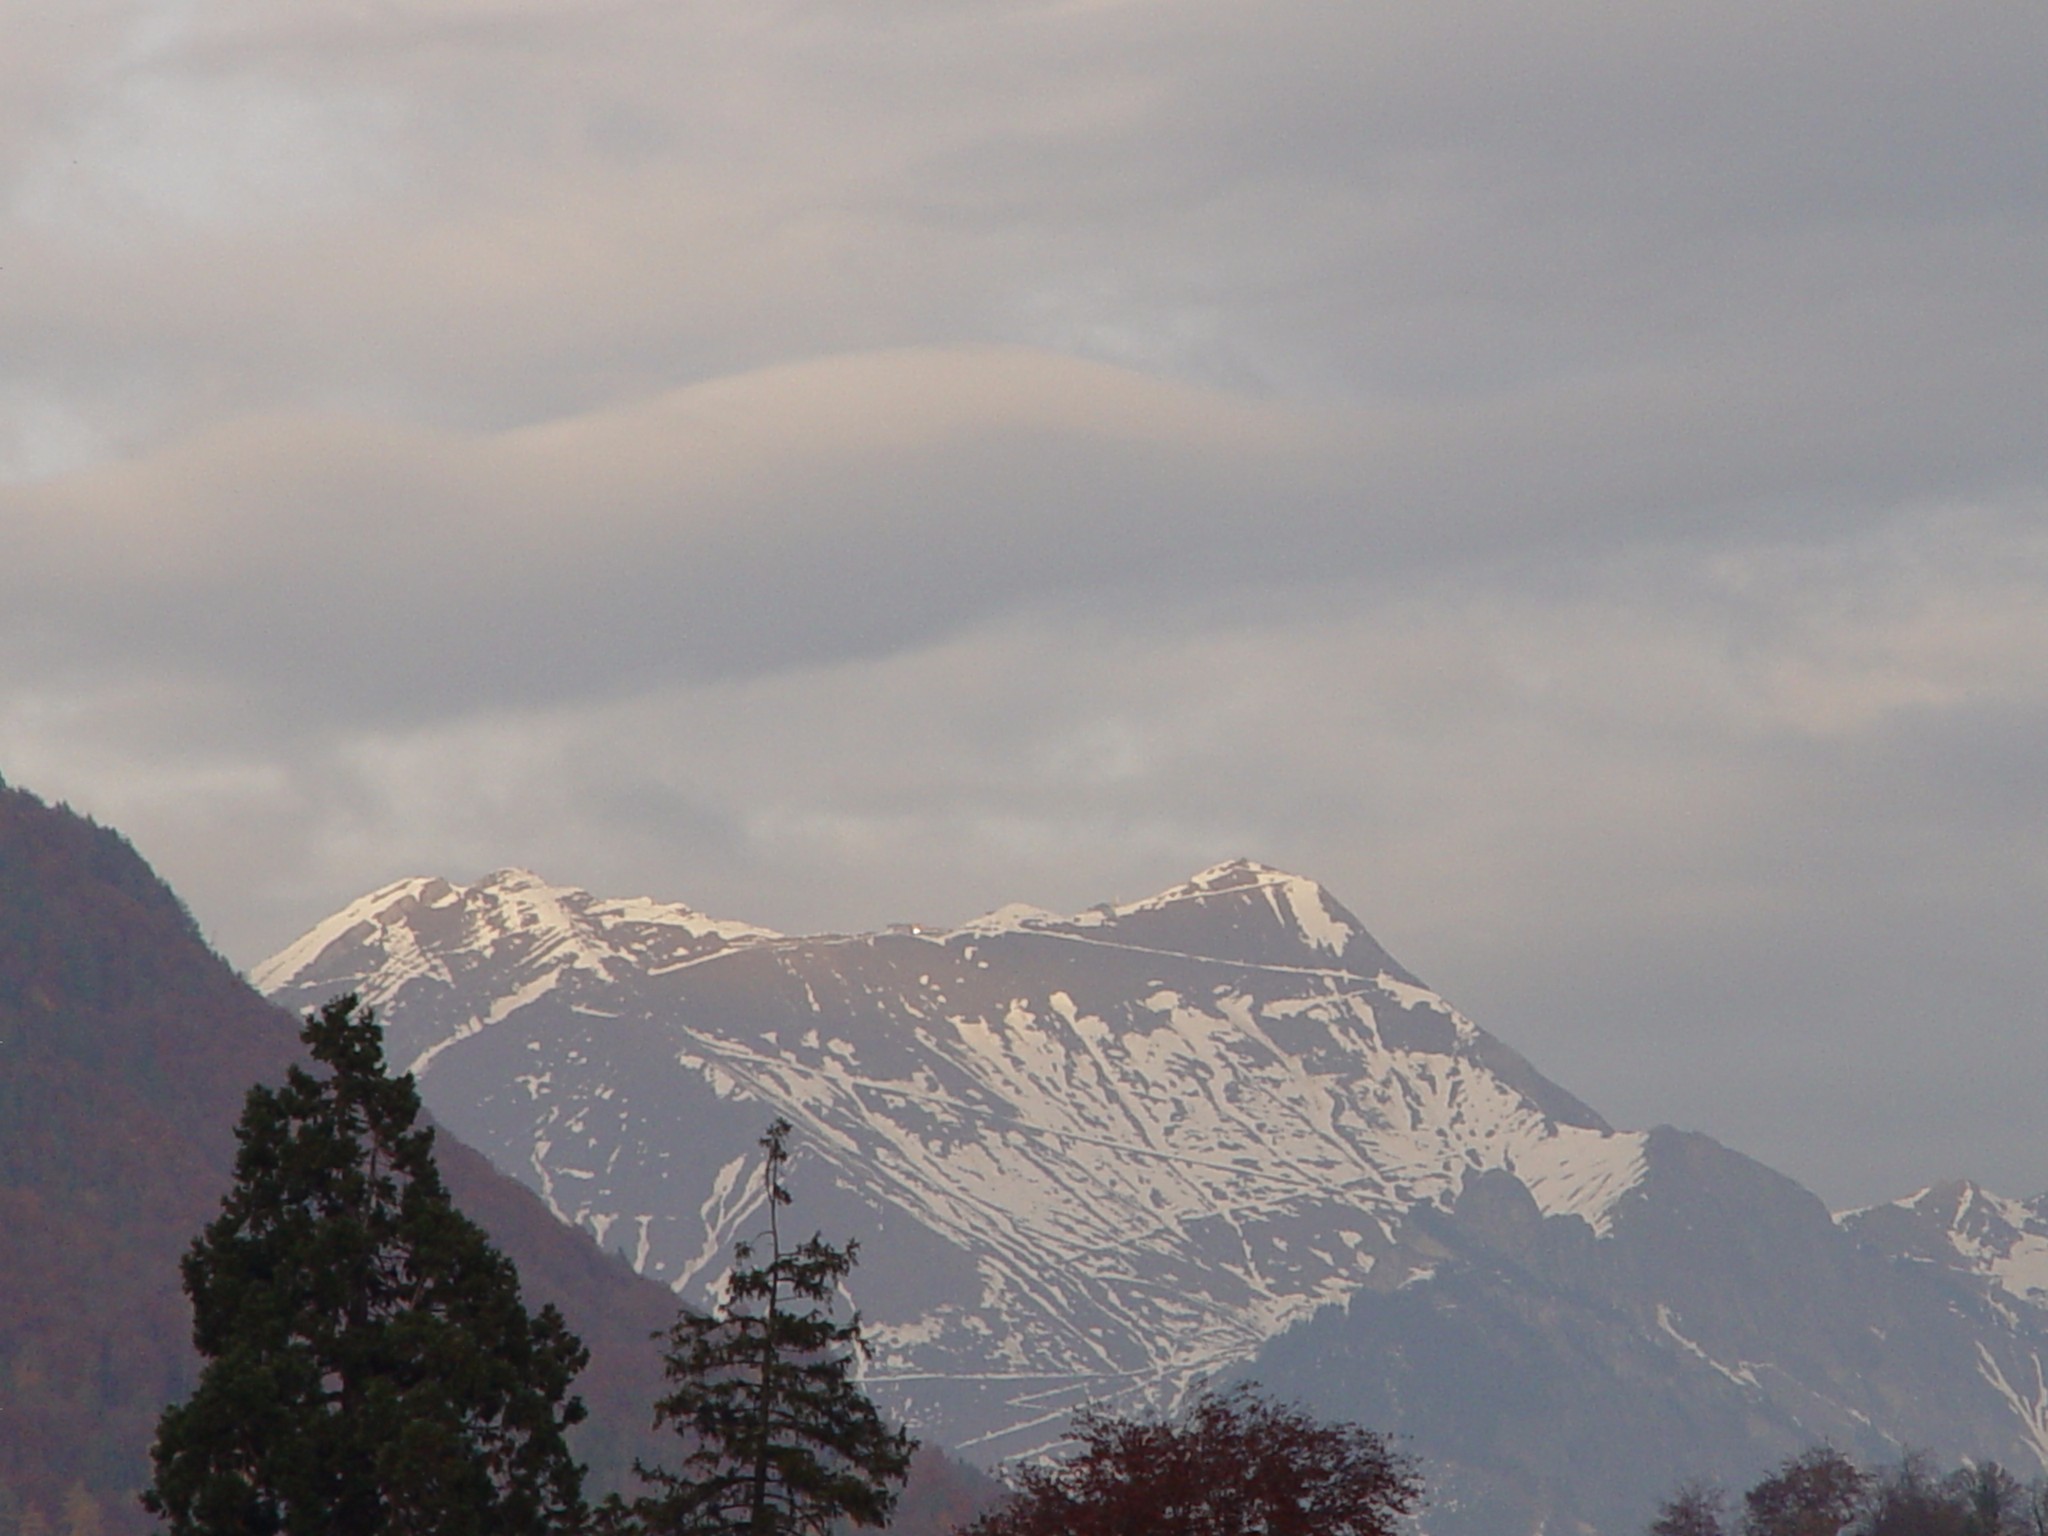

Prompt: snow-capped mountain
xmin=257 ymin=860 xmax=1648 ymax=1455
xmin=261 ymin=860 xmax=2048 ymax=1534
xmin=1843 ymin=1181 xmax=2048 ymax=1315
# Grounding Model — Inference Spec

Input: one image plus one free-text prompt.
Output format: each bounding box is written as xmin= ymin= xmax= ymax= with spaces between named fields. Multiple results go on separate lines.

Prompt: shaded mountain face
xmin=0 ymin=785 xmax=277 ymax=1530
xmin=0 ymin=782 xmax=990 ymax=1533
xmin=1250 ymin=1140 xmax=2048 ymax=1536
xmin=263 ymin=858 xmax=2048 ymax=1535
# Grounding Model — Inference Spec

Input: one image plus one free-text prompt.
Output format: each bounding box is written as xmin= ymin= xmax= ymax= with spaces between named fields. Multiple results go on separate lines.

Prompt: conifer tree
xmin=631 ymin=1119 xmax=915 ymax=1536
xmin=145 ymin=994 xmax=589 ymax=1536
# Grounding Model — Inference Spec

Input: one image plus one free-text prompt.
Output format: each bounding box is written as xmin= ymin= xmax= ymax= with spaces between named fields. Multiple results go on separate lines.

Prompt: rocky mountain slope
xmin=261 ymin=858 xmax=2048 ymax=1535
xmin=260 ymin=860 xmax=1651 ymax=1460
xmin=1252 ymin=1142 xmax=2048 ymax=1535
xmin=0 ymin=781 xmax=991 ymax=1534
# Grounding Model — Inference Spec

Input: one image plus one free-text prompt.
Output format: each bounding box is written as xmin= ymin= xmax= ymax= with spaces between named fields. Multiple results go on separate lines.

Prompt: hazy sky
xmin=4 ymin=0 xmax=2045 ymax=1209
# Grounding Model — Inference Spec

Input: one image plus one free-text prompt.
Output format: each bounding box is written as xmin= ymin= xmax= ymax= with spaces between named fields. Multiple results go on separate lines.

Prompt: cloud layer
xmin=4 ymin=0 xmax=2045 ymax=1206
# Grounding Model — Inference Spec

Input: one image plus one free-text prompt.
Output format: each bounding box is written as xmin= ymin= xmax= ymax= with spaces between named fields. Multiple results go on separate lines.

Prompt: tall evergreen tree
xmin=145 ymin=995 xmax=590 ymax=1536
xmin=631 ymin=1119 xmax=914 ymax=1536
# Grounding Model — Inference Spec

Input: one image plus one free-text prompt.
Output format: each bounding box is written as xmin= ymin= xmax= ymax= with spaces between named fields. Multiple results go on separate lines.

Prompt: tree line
xmin=1652 ymin=1446 xmax=2048 ymax=1536
xmin=142 ymin=995 xmax=1420 ymax=1536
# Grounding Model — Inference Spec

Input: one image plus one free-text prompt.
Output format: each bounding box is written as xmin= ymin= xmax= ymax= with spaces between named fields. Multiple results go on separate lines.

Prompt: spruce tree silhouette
xmin=145 ymin=995 xmax=589 ymax=1536
xmin=630 ymin=1118 xmax=914 ymax=1536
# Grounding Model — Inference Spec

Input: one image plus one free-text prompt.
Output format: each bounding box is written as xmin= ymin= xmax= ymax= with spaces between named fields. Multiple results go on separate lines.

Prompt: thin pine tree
xmin=630 ymin=1119 xmax=915 ymax=1536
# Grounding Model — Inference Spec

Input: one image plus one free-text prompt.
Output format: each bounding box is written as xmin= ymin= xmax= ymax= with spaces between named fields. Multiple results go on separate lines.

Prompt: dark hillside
xmin=0 ymin=785 xmax=284 ymax=1527
xmin=0 ymin=782 xmax=989 ymax=1534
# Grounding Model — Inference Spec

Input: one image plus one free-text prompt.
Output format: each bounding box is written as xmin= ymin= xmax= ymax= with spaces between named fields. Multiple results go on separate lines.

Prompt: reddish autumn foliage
xmin=959 ymin=1385 xmax=1421 ymax=1536
xmin=1743 ymin=1448 xmax=1867 ymax=1536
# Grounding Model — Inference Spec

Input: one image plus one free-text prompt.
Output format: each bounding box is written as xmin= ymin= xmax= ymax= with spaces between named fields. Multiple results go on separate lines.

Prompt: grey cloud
xmin=3 ymin=0 xmax=2046 ymax=1214
xmin=7 ymin=2 xmax=2046 ymax=432
xmin=7 ymin=340 xmax=2042 ymax=732
xmin=0 ymin=350 xmax=1316 ymax=717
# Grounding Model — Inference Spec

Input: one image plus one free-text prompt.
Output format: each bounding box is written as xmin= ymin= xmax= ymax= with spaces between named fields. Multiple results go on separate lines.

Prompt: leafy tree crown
xmin=961 ymin=1382 xmax=1422 ymax=1536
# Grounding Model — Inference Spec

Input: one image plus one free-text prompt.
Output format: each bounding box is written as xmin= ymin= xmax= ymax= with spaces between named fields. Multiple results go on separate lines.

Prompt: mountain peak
xmin=1091 ymin=859 xmax=1413 ymax=977
xmin=1186 ymin=855 xmax=1290 ymax=882
xmin=941 ymin=861 xmax=1403 ymax=976
xmin=252 ymin=868 xmax=780 ymax=1008
xmin=477 ymin=866 xmax=551 ymax=891
xmin=1152 ymin=860 xmax=1355 ymax=946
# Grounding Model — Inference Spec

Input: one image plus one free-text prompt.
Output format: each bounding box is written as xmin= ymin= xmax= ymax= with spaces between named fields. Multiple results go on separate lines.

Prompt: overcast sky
xmin=4 ymin=0 xmax=2045 ymax=1209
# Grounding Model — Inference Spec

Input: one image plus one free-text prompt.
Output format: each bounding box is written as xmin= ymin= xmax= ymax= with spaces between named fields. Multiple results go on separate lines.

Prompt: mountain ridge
xmin=261 ymin=854 xmax=2048 ymax=1535
xmin=258 ymin=857 xmax=1666 ymax=1461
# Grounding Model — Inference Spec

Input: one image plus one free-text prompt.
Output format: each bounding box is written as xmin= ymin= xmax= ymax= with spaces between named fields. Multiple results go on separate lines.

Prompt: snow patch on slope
xmin=1270 ymin=874 xmax=1355 ymax=955
xmin=1511 ymin=1128 xmax=1650 ymax=1236
xmin=1978 ymin=1344 xmax=2048 ymax=1465
xmin=1657 ymin=1304 xmax=1763 ymax=1390
xmin=954 ymin=903 xmax=1068 ymax=937
xmin=409 ymin=967 xmax=564 ymax=1078
xmin=251 ymin=875 xmax=456 ymax=1001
